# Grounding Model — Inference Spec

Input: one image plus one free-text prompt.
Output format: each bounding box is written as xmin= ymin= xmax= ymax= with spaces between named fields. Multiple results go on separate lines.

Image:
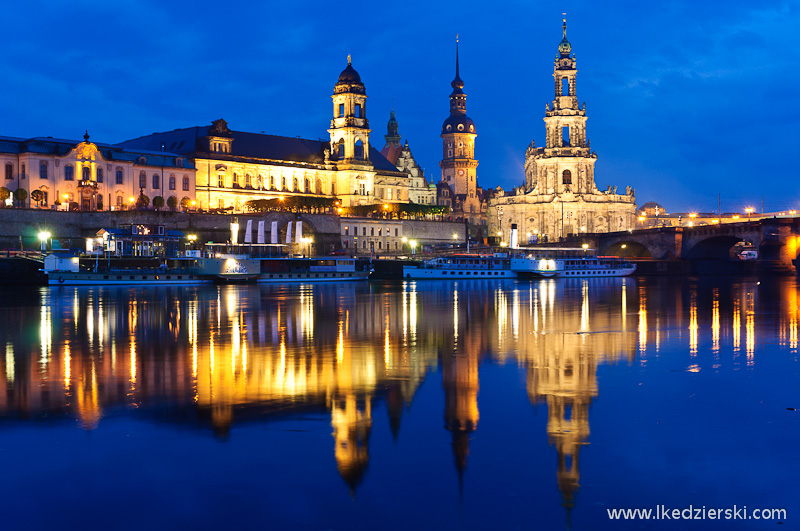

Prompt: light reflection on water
xmin=0 ymin=277 xmax=798 ymax=529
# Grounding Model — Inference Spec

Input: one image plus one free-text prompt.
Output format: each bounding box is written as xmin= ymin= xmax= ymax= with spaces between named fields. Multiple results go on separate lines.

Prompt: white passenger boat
xmin=43 ymin=253 xmax=214 ymax=285
xmin=523 ymin=247 xmax=636 ymax=277
xmin=402 ymin=253 xmax=562 ymax=280
xmin=200 ymin=244 xmax=368 ymax=283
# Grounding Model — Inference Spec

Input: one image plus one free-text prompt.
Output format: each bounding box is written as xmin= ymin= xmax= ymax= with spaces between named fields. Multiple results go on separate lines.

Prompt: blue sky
xmin=2 ymin=0 xmax=798 ymax=213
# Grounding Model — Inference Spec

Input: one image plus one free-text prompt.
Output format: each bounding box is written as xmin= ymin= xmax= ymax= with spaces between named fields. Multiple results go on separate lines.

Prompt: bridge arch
xmin=601 ymin=241 xmax=652 ymax=258
xmin=683 ymin=235 xmax=755 ymax=260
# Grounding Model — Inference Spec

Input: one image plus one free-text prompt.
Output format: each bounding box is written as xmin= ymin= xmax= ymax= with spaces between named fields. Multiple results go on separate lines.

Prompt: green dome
xmin=558 ymin=19 xmax=571 ymax=56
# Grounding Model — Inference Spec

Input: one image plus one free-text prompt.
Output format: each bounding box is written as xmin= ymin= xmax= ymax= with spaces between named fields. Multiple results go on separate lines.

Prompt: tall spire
xmin=559 ymin=16 xmax=572 ymax=57
xmin=451 ymin=34 xmax=464 ymax=92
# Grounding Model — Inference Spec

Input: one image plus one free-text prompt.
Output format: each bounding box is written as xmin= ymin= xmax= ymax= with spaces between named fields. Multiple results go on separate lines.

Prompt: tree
xmin=179 ymin=196 xmax=191 ymax=211
xmin=30 ymin=189 xmax=44 ymax=207
xmin=13 ymin=188 xmax=27 ymax=207
xmin=152 ymin=195 xmax=165 ymax=210
xmin=0 ymin=187 xmax=10 ymax=206
xmin=167 ymin=195 xmax=178 ymax=211
xmin=136 ymin=192 xmax=150 ymax=209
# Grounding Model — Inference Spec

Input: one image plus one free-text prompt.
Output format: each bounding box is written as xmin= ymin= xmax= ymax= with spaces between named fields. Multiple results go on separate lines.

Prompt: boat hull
xmin=257 ymin=271 xmax=369 ymax=283
xmin=552 ymin=266 xmax=637 ymax=278
xmin=48 ymin=272 xmax=213 ymax=286
xmin=402 ymin=266 xmax=517 ymax=280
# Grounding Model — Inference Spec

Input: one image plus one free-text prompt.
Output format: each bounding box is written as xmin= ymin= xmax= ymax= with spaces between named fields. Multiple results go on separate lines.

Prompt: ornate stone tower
xmin=329 ymin=56 xmax=372 ymax=166
xmin=487 ymin=20 xmax=636 ymax=242
xmin=529 ymin=18 xmax=597 ymax=196
xmin=440 ymin=39 xmax=481 ymax=222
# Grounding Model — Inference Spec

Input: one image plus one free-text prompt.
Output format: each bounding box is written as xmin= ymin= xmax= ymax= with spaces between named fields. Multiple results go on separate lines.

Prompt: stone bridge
xmin=555 ymin=218 xmax=800 ymax=272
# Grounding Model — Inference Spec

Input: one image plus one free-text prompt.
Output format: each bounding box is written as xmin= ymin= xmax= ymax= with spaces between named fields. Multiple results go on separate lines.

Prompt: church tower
xmin=440 ymin=39 xmax=481 ymax=222
xmin=487 ymin=19 xmax=636 ymax=242
xmin=329 ymin=56 xmax=372 ymax=167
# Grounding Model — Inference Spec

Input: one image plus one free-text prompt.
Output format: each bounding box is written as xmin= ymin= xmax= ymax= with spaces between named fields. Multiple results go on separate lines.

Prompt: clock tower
xmin=439 ymin=38 xmax=481 ymax=223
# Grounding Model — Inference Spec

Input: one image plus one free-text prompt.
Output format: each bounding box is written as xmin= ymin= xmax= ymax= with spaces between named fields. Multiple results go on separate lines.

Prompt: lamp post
xmin=38 ymin=231 xmax=50 ymax=253
xmin=410 ymin=240 xmax=417 ymax=257
xmin=745 ymin=207 xmax=754 ymax=222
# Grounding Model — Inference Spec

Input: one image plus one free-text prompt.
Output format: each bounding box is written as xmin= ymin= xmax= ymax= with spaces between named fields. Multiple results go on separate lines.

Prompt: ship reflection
xmin=0 ymin=277 xmax=797 ymax=510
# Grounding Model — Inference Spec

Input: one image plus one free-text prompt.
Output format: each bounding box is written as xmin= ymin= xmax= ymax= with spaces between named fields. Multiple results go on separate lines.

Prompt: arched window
xmin=83 ymin=166 xmax=91 ymax=180
xmin=116 ymin=168 xmax=124 ymax=184
xmin=4 ymin=163 xmax=12 ymax=180
xmin=232 ymin=173 xmax=239 ymax=187
xmin=245 ymin=174 xmax=251 ymax=187
xmin=293 ymin=177 xmax=298 ymax=191
xmin=281 ymin=176 xmax=286 ymax=190
xmin=182 ymin=176 xmax=189 ymax=191
xmin=305 ymin=178 xmax=310 ymax=193
xmin=139 ymin=171 xmax=146 ymax=189
xmin=152 ymin=174 xmax=160 ymax=189
xmin=337 ymin=139 xmax=345 ymax=159
xmin=562 ymin=170 xmax=572 ymax=185
xmin=354 ymin=139 xmax=363 ymax=160
xmin=169 ymin=175 xmax=176 ymax=190
xmin=116 ymin=195 xmax=123 ymax=208
xmin=269 ymin=175 xmax=274 ymax=189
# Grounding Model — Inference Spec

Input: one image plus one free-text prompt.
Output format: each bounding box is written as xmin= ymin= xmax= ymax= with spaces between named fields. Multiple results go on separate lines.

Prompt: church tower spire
xmin=440 ymin=36 xmax=481 ymax=223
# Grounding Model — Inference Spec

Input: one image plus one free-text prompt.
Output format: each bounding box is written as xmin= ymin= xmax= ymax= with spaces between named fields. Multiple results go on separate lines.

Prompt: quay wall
xmin=0 ymin=208 xmax=464 ymax=252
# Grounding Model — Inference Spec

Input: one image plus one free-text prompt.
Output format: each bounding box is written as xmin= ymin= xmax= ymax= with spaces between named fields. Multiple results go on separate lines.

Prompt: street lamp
xmin=410 ymin=240 xmax=417 ymax=256
xmin=745 ymin=207 xmax=754 ymax=222
xmin=38 ymin=231 xmax=50 ymax=252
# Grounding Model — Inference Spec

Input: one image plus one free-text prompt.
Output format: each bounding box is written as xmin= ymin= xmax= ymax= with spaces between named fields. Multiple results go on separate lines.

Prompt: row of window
xmin=138 ymin=173 xmax=191 ymax=191
xmin=343 ymin=240 xmax=398 ymax=250
xmin=343 ymin=226 xmax=400 ymax=237
xmin=216 ymin=174 xmax=333 ymax=195
xmin=336 ymin=102 xmax=364 ymax=118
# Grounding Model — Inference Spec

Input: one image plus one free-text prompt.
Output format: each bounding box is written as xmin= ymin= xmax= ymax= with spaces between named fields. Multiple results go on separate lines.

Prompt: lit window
xmin=218 ymin=174 xmax=224 ymax=188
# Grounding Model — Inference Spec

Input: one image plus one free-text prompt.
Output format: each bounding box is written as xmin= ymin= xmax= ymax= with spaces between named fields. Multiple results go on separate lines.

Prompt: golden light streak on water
xmin=64 ymin=344 xmax=71 ymax=390
xmin=621 ymin=281 xmax=627 ymax=331
xmin=638 ymin=286 xmax=647 ymax=357
xmin=73 ymin=291 xmax=79 ymax=332
xmin=193 ymin=342 xmax=198 ymax=380
xmin=512 ymin=289 xmax=520 ymax=340
xmin=280 ymin=337 xmax=287 ymax=379
xmin=337 ymin=321 xmax=345 ymax=365
xmin=733 ymin=298 xmax=741 ymax=355
xmin=40 ymin=305 xmax=51 ymax=367
xmin=409 ymin=287 xmax=417 ymax=344
xmin=453 ymin=289 xmax=459 ymax=342
xmin=242 ymin=343 xmax=247 ymax=375
xmin=210 ymin=334 xmax=216 ymax=376
xmin=6 ymin=343 xmax=14 ymax=384
xmin=87 ymin=303 xmax=94 ymax=345
xmin=746 ymin=292 xmax=755 ymax=366
xmin=495 ymin=290 xmax=507 ymax=340
xmin=712 ymin=288 xmax=720 ymax=354
xmin=301 ymin=289 xmax=314 ymax=341
xmin=384 ymin=326 xmax=391 ymax=368
xmin=580 ymin=281 xmax=589 ymax=332
xmin=689 ymin=291 xmax=698 ymax=356
xmin=130 ymin=341 xmax=137 ymax=387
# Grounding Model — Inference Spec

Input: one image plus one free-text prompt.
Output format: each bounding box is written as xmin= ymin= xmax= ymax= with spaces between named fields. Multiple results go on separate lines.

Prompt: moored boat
xmin=523 ymin=247 xmax=636 ymax=277
xmin=401 ymin=253 xmax=562 ymax=280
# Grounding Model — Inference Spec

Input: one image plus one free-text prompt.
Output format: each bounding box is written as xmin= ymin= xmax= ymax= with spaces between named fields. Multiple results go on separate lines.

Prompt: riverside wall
xmin=0 ymin=208 xmax=465 ymax=253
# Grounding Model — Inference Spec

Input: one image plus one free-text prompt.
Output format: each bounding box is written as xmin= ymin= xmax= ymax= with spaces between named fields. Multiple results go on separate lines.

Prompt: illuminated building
xmin=119 ymin=58 xmax=411 ymax=211
xmin=380 ymin=110 xmax=436 ymax=205
xmin=488 ymin=20 xmax=636 ymax=242
xmin=437 ymin=39 xmax=488 ymax=226
xmin=0 ymin=132 xmax=194 ymax=210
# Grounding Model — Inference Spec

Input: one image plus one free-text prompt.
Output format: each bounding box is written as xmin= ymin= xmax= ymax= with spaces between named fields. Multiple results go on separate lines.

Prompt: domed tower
xmin=329 ymin=56 xmax=372 ymax=166
xmin=440 ymin=38 xmax=480 ymax=222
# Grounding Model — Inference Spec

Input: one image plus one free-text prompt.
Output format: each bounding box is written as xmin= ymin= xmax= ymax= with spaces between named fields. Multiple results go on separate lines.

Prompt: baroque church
xmin=488 ymin=21 xmax=636 ymax=243
xmin=379 ymin=109 xmax=436 ymax=205
xmin=120 ymin=57 xmax=427 ymax=211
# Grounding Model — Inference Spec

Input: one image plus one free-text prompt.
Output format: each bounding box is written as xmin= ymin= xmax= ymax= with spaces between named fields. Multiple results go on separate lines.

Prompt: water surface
xmin=0 ymin=277 xmax=797 ymax=530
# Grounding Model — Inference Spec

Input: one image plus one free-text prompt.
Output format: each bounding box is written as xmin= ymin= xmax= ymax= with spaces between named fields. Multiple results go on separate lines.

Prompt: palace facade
xmin=120 ymin=58 xmax=428 ymax=211
xmin=0 ymin=132 xmax=194 ymax=210
xmin=488 ymin=21 xmax=636 ymax=243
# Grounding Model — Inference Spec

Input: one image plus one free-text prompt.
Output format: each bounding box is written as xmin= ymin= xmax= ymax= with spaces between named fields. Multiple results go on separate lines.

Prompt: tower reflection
xmin=0 ymin=277 xmax=796 ymax=509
